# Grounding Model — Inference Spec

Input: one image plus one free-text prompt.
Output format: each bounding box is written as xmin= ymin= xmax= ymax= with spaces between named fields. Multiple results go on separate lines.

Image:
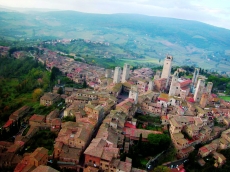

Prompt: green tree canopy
xmin=153 ymin=165 xmax=170 ymax=172
xmin=147 ymin=134 xmax=171 ymax=147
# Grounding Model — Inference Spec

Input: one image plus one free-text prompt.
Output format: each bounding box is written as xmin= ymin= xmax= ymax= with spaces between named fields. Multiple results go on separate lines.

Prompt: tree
xmin=83 ymin=80 xmax=87 ymax=88
xmin=57 ymin=87 xmax=63 ymax=94
xmin=32 ymin=88 xmax=43 ymax=101
xmin=147 ymin=134 xmax=170 ymax=147
xmin=153 ymin=166 xmax=170 ymax=172
xmin=137 ymin=133 xmax=142 ymax=150
xmin=50 ymin=67 xmax=60 ymax=82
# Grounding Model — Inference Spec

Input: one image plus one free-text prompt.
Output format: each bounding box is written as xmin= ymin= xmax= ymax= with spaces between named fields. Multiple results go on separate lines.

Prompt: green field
xmin=0 ymin=11 xmax=230 ymax=72
xmin=219 ymin=96 xmax=230 ymax=101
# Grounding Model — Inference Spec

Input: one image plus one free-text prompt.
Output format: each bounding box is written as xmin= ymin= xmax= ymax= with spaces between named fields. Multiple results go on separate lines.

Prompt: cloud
xmin=0 ymin=0 xmax=229 ymax=29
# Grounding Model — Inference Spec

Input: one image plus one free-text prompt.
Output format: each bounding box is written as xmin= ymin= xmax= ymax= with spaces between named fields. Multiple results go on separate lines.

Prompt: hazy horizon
xmin=0 ymin=0 xmax=229 ymax=30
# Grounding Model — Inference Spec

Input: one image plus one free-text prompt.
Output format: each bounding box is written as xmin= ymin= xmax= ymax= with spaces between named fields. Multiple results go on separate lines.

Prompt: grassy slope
xmin=0 ymin=11 xmax=230 ymax=71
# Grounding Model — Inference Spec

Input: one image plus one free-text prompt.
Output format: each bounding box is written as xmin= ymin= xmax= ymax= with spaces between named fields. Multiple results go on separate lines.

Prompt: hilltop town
xmin=1 ymin=46 xmax=230 ymax=172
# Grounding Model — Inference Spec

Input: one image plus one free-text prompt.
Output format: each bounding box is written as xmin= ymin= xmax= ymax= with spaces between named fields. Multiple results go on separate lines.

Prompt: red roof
xmin=211 ymin=94 xmax=217 ymax=98
xmin=199 ymin=146 xmax=209 ymax=153
xmin=29 ymin=114 xmax=45 ymax=122
xmin=180 ymin=80 xmax=192 ymax=87
xmin=75 ymin=68 xmax=82 ymax=73
xmin=187 ymin=97 xmax=195 ymax=103
xmin=158 ymin=97 xmax=168 ymax=101
xmin=3 ymin=119 xmax=13 ymax=128
xmin=124 ymin=122 xmax=136 ymax=129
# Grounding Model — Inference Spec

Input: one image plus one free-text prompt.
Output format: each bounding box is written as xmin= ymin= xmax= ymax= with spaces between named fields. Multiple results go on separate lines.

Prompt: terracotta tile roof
xmin=30 ymin=147 xmax=48 ymax=162
xmin=117 ymin=161 xmax=132 ymax=172
xmin=10 ymin=106 xmax=30 ymax=119
xmin=59 ymin=145 xmax=81 ymax=160
xmin=41 ymin=93 xmax=60 ymax=101
xmin=179 ymin=80 xmax=192 ymax=88
xmin=29 ymin=114 xmax=46 ymax=122
xmin=47 ymin=109 xmax=59 ymax=120
xmin=180 ymin=146 xmax=194 ymax=154
xmin=32 ymin=165 xmax=59 ymax=172
xmin=3 ymin=119 xmax=13 ymax=128
xmin=123 ymin=128 xmax=162 ymax=139
xmin=101 ymin=149 xmax=114 ymax=161
xmin=186 ymin=97 xmax=195 ymax=103
xmin=124 ymin=122 xmax=136 ymax=129
xmin=110 ymin=158 xmax=120 ymax=167
xmin=0 ymin=141 xmax=14 ymax=148
xmin=51 ymin=118 xmax=61 ymax=126
xmin=54 ymin=141 xmax=63 ymax=149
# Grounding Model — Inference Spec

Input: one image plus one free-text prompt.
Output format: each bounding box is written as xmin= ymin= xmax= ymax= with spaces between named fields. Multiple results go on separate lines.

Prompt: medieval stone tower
xmin=148 ymin=80 xmax=154 ymax=91
xmin=161 ymin=55 xmax=173 ymax=87
xmin=192 ymin=68 xmax=200 ymax=85
xmin=129 ymin=85 xmax=138 ymax=104
xmin=206 ymin=82 xmax=213 ymax=95
xmin=121 ymin=63 xmax=130 ymax=83
xmin=154 ymin=70 xmax=161 ymax=80
xmin=191 ymin=68 xmax=200 ymax=92
xmin=169 ymin=71 xmax=179 ymax=96
xmin=200 ymin=93 xmax=209 ymax=108
xmin=105 ymin=69 xmax=112 ymax=78
xmin=113 ymin=67 xmax=121 ymax=83
xmin=194 ymin=79 xmax=205 ymax=102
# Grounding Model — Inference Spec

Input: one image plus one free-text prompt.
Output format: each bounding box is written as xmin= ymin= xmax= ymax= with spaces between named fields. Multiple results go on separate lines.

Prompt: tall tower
xmin=169 ymin=71 xmax=179 ymax=96
xmin=191 ymin=68 xmax=200 ymax=92
xmin=154 ymin=70 xmax=161 ymax=80
xmin=161 ymin=55 xmax=173 ymax=87
xmin=148 ymin=81 xmax=154 ymax=91
xmin=206 ymin=82 xmax=213 ymax=95
xmin=129 ymin=85 xmax=138 ymax=104
xmin=105 ymin=69 xmax=112 ymax=78
xmin=121 ymin=63 xmax=130 ymax=83
xmin=200 ymin=93 xmax=209 ymax=108
xmin=192 ymin=68 xmax=200 ymax=85
xmin=194 ymin=79 xmax=205 ymax=102
xmin=113 ymin=67 xmax=121 ymax=83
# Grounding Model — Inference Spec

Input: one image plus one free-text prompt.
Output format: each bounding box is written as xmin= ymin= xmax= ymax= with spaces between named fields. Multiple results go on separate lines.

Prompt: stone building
xmin=161 ymin=55 xmax=173 ymax=87
xmin=113 ymin=67 xmax=121 ymax=84
xmin=121 ymin=63 xmax=130 ymax=83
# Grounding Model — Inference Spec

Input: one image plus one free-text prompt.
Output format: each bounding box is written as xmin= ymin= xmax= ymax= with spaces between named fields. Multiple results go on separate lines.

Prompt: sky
xmin=0 ymin=0 xmax=230 ymax=29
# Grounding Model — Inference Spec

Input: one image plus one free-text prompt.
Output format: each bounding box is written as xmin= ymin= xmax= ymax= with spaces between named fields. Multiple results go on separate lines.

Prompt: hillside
xmin=0 ymin=10 xmax=230 ymax=72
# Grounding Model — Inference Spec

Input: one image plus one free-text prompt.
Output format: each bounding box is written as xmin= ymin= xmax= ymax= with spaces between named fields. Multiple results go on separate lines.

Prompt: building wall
xmin=105 ymin=69 xmax=112 ymax=78
xmin=121 ymin=63 xmax=130 ymax=83
xmin=148 ymin=81 xmax=154 ymax=91
xmin=194 ymin=79 xmax=205 ymax=102
xmin=161 ymin=56 xmax=173 ymax=87
xmin=129 ymin=86 xmax=138 ymax=104
xmin=154 ymin=78 xmax=167 ymax=91
xmin=200 ymin=93 xmax=209 ymax=108
xmin=206 ymin=82 xmax=213 ymax=94
xmin=169 ymin=71 xmax=179 ymax=96
xmin=113 ymin=67 xmax=121 ymax=84
xmin=192 ymin=68 xmax=199 ymax=86
xmin=85 ymin=155 xmax=101 ymax=167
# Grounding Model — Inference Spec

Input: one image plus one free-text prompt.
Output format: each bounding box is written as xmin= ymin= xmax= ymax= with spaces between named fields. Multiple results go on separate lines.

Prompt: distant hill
xmin=0 ymin=10 xmax=230 ymax=72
